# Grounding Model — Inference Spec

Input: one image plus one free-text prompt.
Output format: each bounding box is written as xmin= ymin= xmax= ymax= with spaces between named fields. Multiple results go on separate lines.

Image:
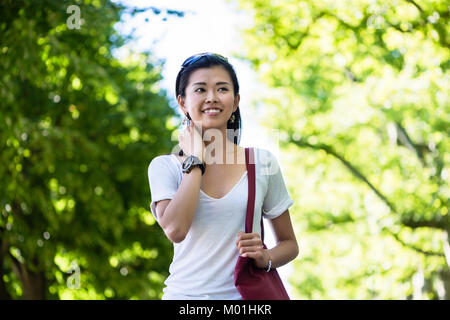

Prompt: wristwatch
xmin=182 ymin=155 xmax=206 ymax=175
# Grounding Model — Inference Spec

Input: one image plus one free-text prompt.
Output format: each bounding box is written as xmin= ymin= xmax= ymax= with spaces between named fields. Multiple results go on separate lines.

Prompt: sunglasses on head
xmin=181 ymin=52 xmax=228 ymax=69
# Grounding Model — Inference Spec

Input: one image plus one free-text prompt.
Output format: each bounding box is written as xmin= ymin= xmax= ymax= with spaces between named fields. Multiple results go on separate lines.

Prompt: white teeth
xmin=203 ymin=109 xmax=221 ymax=114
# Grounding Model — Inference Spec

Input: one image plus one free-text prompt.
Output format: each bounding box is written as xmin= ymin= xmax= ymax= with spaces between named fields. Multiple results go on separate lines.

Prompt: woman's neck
xmin=202 ymin=128 xmax=242 ymax=165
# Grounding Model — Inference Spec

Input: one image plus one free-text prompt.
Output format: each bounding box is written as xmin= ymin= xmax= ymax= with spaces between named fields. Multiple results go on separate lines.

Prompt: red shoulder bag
xmin=234 ymin=147 xmax=290 ymax=300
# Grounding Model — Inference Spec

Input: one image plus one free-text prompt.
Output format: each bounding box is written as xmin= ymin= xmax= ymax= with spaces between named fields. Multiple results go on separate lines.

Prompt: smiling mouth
xmin=202 ymin=109 xmax=222 ymax=115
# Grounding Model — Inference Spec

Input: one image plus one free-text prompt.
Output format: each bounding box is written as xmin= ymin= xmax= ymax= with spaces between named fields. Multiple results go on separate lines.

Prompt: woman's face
xmin=178 ymin=65 xmax=240 ymax=132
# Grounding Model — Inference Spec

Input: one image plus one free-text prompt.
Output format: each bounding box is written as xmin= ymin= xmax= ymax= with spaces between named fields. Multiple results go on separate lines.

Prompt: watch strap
xmin=182 ymin=155 xmax=205 ymax=175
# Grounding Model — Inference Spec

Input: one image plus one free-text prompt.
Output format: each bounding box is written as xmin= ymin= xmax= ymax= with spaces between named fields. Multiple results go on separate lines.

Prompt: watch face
xmin=182 ymin=156 xmax=193 ymax=170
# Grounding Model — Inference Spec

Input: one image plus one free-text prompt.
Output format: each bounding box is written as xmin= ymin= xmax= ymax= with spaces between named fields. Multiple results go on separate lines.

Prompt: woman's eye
xmin=195 ymin=87 xmax=228 ymax=92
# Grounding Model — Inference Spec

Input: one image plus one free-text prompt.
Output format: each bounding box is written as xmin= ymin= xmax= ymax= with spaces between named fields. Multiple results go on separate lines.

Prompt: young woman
xmin=148 ymin=53 xmax=298 ymax=300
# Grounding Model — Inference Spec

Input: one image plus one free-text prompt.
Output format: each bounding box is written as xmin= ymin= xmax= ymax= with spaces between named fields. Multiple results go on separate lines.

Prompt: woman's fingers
xmin=178 ymin=119 xmax=205 ymax=159
xmin=178 ymin=125 xmax=194 ymax=154
xmin=239 ymin=245 xmax=264 ymax=255
xmin=237 ymin=232 xmax=260 ymax=241
xmin=241 ymin=251 xmax=265 ymax=259
xmin=236 ymin=239 xmax=262 ymax=249
xmin=235 ymin=232 xmax=260 ymax=246
xmin=235 ymin=232 xmax=263 ymax=256
xmin=236 ymin=232 xmax=268 ymax=268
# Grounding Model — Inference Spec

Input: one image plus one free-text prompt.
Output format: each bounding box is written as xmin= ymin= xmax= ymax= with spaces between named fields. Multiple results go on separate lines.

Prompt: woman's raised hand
xmin=178 ymin=118 xmax=205 ymax=161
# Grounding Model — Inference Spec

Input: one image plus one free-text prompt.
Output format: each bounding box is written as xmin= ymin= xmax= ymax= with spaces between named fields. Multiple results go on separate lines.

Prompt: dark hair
xmin=175 ymin=53 xmax=242 ymax=147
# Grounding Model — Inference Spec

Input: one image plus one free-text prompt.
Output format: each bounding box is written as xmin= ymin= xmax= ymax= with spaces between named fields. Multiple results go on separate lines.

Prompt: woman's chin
xmin=200 ymin=120 xmax=227 ymax=131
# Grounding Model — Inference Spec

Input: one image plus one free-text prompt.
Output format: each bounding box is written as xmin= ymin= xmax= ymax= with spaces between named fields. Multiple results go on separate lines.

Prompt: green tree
xmin=235 ymin=0 xmax=449 ymax=299
xmin=0 ymin=0 xmax=178 ymax=299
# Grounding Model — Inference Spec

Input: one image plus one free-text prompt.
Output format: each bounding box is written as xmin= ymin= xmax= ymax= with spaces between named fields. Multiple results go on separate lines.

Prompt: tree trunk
xmin=20 ymin=266 xmax=46 ymax=300
xmin=442 ymin=230 xmax=450 ymax=299
xmin=9 ymin=252 xmax=46 ymax=300
xmin=0 ymin=238 xmax=12 ymax=300
xmin=439 ymin=269 xmax=450 ymax=300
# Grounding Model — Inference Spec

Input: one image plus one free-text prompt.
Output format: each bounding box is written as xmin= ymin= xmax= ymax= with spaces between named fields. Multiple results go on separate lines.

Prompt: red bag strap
xmin=245 ymin=148 xmax=265 ymax=242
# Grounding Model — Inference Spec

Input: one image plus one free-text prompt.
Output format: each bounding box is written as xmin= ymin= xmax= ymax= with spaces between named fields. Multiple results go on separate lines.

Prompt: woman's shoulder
xmin=241 ymin=146 xmax=272 ymax=157
xmin=148 ymin=153 xmax=182 ymax=173
xmin=251 ymin=147 xmax=281 ymax=177
xmin=251 ymin=147 xmax=276 ymax=163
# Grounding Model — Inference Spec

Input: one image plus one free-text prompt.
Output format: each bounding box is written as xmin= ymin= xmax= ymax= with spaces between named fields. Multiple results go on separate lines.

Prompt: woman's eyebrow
xmin=192 ymin=81 xmax=230 ymax=86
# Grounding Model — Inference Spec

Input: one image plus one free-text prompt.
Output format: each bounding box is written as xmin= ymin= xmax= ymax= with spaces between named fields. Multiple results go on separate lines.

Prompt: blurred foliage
xmin=235 ymin=0 xmax=449 ymax=299
xmin=0 ymin=0 xmax=178 ymax=299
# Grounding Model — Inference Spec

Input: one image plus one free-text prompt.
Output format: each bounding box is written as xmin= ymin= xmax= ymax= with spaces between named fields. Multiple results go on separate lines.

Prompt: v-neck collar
xmin=170 ymin=153 xmax=248 ymax=200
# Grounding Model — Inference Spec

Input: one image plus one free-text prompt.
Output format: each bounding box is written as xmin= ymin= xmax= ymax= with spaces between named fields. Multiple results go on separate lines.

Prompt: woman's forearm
xmin=159 ymin=167 xmax=202 ymax=242
xmin=266 ymin=239 xmax=299 ymax=269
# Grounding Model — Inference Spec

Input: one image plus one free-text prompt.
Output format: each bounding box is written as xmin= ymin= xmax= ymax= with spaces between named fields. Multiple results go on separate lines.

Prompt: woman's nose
xmin=205 ymin=90 xmax=218 ymax=103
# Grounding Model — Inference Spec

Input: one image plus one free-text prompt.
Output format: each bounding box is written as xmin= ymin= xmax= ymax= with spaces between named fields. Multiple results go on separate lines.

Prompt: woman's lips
xmin=202 ymin=109 xmax=222 ymax=116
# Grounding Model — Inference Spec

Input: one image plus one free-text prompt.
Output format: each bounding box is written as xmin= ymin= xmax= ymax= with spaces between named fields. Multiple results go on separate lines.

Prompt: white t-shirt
xmin=147 ymin=147 xmax=293 ymax=300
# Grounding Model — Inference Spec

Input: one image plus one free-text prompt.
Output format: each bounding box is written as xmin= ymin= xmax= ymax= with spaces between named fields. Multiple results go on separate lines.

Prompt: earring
xmin=182 ymin=116 xmax=190 ymax=126
xmin=229 ymin=113 xmax=235 ymax=123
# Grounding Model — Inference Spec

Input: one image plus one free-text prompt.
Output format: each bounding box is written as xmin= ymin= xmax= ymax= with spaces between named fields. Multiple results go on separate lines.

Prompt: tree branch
xmin=406 ymin=0 xmax=424 ymax=13
xmin=289 ymin=134 xmax=449 ymax=257
xmin=290 ymin=135 xmax=449 ymax=229
xmin=394 ymin=122 xmax=427 ymax=165
xmin=382 ymin=227 xmax=445 ymax=257
xmin=289 ymin=137 xmax=397 ymax=213
xmin=395 ymin=122 xmax=419 ymax=152
xmin=401 ymin=213 xmax=450 ymax=231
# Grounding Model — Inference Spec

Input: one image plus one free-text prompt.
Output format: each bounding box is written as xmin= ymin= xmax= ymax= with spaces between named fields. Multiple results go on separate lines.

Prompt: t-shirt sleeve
xmin=262 ymin=151 xmax=294 ymax=220
xmin=148 ymin=155 xmax=179 ymax=222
